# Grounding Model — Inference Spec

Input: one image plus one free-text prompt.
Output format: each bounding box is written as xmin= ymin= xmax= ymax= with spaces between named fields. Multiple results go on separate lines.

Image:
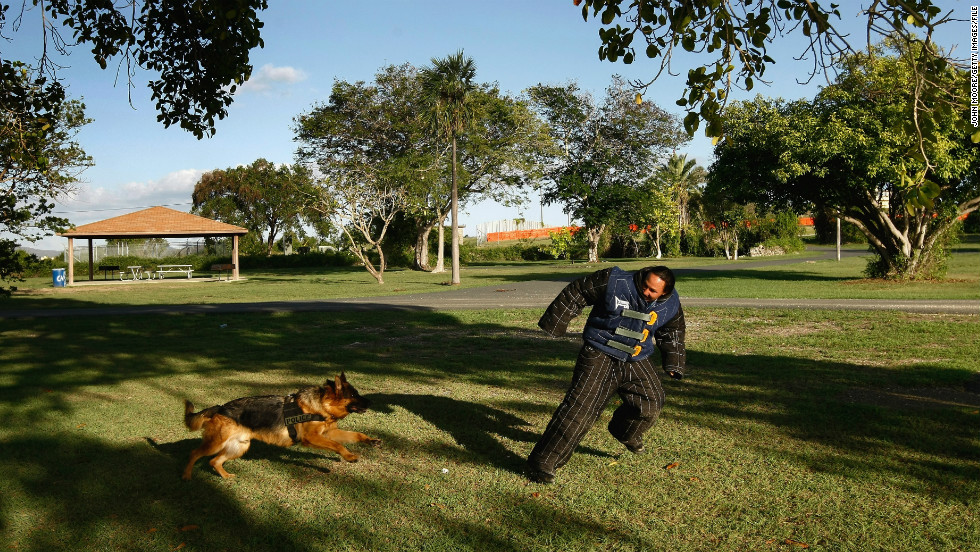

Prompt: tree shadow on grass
xmin=1 ymin=307 xmax=978 ymax=549
xmin=679 ymin=350 xmax=980 ymax=503
xmin=0 ymin=433 xmax=640 ymax=552
xmin=0 ymin=435 xmax=321 ymax=551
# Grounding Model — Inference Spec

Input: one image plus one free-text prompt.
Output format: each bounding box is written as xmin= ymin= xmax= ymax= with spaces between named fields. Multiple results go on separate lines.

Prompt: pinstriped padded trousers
xmin=528 ymin=344 xmax=665 ymax=473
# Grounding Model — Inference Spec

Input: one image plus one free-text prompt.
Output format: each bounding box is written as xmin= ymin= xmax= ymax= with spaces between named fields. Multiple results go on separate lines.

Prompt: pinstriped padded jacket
xmin=538 ymin=267 xmax=687 ymax=377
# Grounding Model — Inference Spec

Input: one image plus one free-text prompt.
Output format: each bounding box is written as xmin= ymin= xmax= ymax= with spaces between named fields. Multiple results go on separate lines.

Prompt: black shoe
xmin=526 ymin=466 xmax=555 ymax=484
xmin=623 ymin=441 xmax=645 ymax=454
xmin=609 ymin=420 xmax=645 ymax=453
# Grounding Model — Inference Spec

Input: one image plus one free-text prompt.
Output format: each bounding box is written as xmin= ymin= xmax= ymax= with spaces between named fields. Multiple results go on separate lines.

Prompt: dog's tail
xmin=184 ymin=400 xmax=221 ymax=431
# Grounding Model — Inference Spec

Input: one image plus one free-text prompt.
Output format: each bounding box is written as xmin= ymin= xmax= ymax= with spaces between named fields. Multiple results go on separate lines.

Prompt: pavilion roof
xmin=58 ymin=206 xmax=248 ymax=239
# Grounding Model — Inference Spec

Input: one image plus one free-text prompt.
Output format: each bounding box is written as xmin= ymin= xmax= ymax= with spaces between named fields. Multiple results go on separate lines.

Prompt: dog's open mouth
xmin=347 ymin=404 xmax=369 ymax=413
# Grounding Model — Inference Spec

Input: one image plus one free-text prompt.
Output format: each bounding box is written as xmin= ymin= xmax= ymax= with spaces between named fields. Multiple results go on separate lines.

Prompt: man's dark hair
xmin=638 ymin=265 xmax=675 ymax=297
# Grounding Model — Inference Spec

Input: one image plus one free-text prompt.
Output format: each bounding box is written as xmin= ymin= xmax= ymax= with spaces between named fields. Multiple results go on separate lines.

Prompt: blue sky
xmin=6 ymin=0 xmax=975 ymax=251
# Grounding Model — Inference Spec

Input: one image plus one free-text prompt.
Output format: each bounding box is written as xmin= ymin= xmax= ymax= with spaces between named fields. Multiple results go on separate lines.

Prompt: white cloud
xmin=9 ymin=169 xmax=205 ymax=251
xmin=236 ymin=64 xmax=308 ymax=94
xmin=56 ymin=168 xmax=204 ymax=226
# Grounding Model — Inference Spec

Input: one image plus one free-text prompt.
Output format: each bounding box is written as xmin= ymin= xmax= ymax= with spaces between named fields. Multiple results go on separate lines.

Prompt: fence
xmin=64 ymin=239 xmax=234 ymax=263
xmin=476 ymin=220 xmax=552 ymax=245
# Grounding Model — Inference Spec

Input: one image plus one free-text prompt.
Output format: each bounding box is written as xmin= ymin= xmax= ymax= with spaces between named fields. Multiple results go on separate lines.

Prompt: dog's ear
xmin=334 ymin=374 xmax=343 ymax=393
xmin=339 ymin=372 xmax=348 ymax=384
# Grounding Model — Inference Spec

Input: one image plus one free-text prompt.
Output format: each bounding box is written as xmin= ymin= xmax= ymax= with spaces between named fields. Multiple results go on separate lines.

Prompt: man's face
xmin=640 ymin=273 xmax=666 ymax=301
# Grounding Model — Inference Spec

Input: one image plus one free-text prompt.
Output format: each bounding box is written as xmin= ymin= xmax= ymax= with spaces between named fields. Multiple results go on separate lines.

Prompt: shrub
xmin=460 ymin=242 xmax=551 ymax=263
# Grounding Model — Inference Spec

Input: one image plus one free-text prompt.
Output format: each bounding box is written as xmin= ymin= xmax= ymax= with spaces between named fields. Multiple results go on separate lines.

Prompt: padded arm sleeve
xmin=654 ymin=304 xmax=687 ymax=378
xmin=537 ymin=268 xmax=611 ymax=337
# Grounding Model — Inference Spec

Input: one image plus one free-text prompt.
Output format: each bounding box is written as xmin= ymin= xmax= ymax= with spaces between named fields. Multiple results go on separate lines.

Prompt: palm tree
xmin=656 ymin=153 xmax=705 ymax=228
xmin=420 ymin=51 xmax=476 ymax=285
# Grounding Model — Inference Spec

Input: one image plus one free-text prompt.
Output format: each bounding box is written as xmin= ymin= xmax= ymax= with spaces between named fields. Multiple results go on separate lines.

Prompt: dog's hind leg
xmin=182 ymin=416 xmax=250 ymax=480
xmin=183 ymin=438 xmax=226 ymax=480
xmin=208 ymin=434 xmax=251 ymax=479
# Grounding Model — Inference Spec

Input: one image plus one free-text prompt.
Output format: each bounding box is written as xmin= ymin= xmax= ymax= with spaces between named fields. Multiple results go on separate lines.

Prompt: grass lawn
xmin=0 ymin=239 xmax=977 ymax=550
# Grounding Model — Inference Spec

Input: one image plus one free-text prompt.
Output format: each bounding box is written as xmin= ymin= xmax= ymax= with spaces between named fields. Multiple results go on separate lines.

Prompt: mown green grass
xmin=1 ymin=307 xmax=977 ymax=551
xmin=1 ymin=238 xmax=977 ymax=550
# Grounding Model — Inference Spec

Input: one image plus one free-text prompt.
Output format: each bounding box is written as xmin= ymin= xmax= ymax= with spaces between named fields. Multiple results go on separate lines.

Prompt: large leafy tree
xmin=423 ymin=85 xmax=554 ymax=272
xmin=305 ymin=171 xmax=406 ymax=284
xmin=419 ymin=51 xmax=477 ymax=285
xmin=1 ymin=61 xmax=91 ymax=297
xmin=294 ymin=64 xmax=437 ymax=279
xmin=192 ymin=159 xmax=313 ymax=255
xmin=575 ymin=1 xmax=968 ymax=130
xmin=528 ymin=78 xmax=686 ymax=262
xmin=630 ymin=177 xmax=679 ymax=259
xmin=3 ymin=1 xmax=267 ymax=293
xmin=709 ymin=45 xmax=979 ymax=279
xmin=3 ymin=0 xmax=268 ymax=138
xmin=576 ymin=0 xmax=975 ymax=210
xmin=296 ymin=63 xmax=551 ymax=274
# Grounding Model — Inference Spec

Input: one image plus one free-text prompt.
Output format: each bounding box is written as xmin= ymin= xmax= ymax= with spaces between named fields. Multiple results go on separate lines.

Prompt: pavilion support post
xmin=67 ymin=238 xmax=75 ymax=285
xmin=88 ymin=238 xmax=94 ymax=280
xmin=232 ymin=235 xmax=240 ymax=280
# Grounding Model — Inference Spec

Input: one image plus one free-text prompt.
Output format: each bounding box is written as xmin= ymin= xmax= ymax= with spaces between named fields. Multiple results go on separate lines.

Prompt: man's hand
xmin=667 ymin=370 xmax=683 ymax=380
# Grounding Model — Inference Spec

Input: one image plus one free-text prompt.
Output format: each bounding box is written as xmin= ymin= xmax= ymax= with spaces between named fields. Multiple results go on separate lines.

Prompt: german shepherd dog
xmin=182 ymin=373 xmax=381 ymax=480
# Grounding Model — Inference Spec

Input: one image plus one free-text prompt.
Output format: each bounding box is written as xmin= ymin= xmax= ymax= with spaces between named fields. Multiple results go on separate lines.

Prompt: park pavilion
xmin=58 ymin=206 xmax=248 ymax=284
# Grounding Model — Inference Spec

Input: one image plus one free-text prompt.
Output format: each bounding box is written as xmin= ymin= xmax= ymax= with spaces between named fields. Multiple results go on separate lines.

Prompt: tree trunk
xmin=414 ymin=218 xmax=438 ymax=271
xmin=586 ymin=225 xmax=604 ymax=263
xmin=342 ymin=228 xmax=385 ymax=284
xmin=432 ymin=213 xmax=446 ymax=273
xmin=451 ymin=138 xmax=461 ymax=285
xmin=654 ymin=224 xmax=663 ymax=259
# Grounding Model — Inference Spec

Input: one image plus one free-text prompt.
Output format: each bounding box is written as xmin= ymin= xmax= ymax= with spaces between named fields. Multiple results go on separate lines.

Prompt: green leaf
xmin=602 ymin=7 xmax=616 ymax=25
xmin=972 ymin=130 xmax=980 ymax=143
xmin=683 ymin=112 xmax=700 ymax=135
xmin=681 ymin=34 xmax=695 ymax=52
xmin=921 ymin=179 xmax=941 ymax=198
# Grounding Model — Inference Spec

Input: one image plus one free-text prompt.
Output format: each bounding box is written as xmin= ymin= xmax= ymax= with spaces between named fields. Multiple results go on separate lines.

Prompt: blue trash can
xmin=52 ymin=268 xmax=66 ymax=287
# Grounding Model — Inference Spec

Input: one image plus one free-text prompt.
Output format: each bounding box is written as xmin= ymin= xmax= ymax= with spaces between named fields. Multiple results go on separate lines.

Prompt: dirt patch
xmin=842 ymin=385 xmax=980 ymax=411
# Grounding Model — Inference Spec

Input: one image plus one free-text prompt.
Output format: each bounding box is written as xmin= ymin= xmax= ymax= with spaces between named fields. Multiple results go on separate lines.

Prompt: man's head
xmin=637 ymin=266 xmax=675 ymax=302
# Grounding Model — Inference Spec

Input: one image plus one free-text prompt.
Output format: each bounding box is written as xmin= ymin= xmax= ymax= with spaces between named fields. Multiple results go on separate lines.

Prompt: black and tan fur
xmin=182 ymin=373 xmax=381 ymax=480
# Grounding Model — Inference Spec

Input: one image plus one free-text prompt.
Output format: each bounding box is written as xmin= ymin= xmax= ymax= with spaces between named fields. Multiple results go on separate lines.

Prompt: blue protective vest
xmin=583 ymin=267 xmax=681 ymax=361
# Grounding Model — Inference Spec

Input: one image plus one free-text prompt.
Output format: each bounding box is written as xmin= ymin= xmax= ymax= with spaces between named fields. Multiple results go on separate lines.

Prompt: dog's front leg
xmin=324 ymin=428 xmax=382 ymax=449
xmin=302 ymin=433 xmax=360 ymax=462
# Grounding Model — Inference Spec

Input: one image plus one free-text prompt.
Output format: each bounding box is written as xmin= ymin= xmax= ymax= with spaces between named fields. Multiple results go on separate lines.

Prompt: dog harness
xmin=582 ymin=267 xmax=680 ymax=361
xmin=282 ymin=394 xmax=325 ymax=443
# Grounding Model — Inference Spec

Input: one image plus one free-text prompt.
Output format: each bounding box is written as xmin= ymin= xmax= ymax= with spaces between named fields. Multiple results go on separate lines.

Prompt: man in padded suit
xmin=527 ymin=265 xmax=686 ymax=484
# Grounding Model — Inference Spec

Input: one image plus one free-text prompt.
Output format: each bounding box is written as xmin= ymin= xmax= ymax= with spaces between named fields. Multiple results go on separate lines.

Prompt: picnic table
xmin=96 ymin=264 xmax=120 ymax=280
xmin=124 ymin=266 xmax=148 ymax=280
xmin=210 ymin=263 xmax=235 ymax=280
xmin=155 ymin=264 xmax=194 ymax=279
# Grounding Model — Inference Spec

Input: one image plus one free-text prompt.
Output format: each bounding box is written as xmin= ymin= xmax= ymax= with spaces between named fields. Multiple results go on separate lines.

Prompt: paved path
xmin=2 ymin=247 xmax=976 ymax=318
